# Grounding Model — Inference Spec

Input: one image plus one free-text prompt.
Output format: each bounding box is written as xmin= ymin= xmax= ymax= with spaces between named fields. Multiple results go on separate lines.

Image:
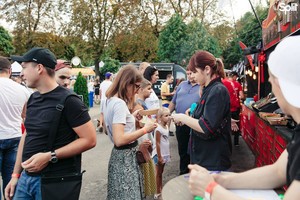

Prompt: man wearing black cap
xmin=0 ymin=56 xmax=30 ymax=198
xmin=5 ymin=47 xmax=97 ymax=200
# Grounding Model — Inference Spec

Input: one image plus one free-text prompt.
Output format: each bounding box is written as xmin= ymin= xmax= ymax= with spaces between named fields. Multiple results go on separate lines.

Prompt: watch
xmin=50 ymin=151 xmax=58 ymax=163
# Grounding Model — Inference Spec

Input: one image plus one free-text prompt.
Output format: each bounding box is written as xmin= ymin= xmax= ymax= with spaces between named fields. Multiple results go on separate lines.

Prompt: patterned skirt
xmin=107 ymin=146 xmax=144 ymax=200
xmin=141 ymin=159 xmax=157 ymax=197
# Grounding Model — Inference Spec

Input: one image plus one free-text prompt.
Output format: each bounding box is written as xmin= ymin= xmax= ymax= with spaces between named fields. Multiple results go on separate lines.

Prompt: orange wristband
xmin=12 ymin=173 xmax=21 ymax=178
xmin=204 ymin=181 xmax=218 ymax=200
xmin=142 ymin=127 xmax=147 ymax=134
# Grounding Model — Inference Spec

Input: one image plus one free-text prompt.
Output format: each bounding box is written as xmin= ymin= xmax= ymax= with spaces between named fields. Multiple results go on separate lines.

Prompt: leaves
xmin=0 ymin=26 xmax=14 ymax=56
xmin=74 ymin=72 xmax=89 ymax=108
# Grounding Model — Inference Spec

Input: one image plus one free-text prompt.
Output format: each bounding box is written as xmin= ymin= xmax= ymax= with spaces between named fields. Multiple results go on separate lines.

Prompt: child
xmin=152 ymin=107 xmax=171 ymax=199
xmin=134 ymin=78 xmax=157 ymax=198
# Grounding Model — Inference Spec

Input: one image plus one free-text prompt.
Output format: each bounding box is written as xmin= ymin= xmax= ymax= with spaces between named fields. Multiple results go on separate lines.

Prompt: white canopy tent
xmin=11 ymin=61 xmax=22 ymax=73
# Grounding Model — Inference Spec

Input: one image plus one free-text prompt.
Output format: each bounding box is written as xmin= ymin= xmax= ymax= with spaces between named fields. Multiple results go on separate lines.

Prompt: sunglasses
xmin=134 ymin=83 xmax=141 ymax=90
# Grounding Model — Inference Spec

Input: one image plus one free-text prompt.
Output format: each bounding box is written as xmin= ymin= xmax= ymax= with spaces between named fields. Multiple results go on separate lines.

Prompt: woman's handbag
xmin=136 ymin=150 xmax=146 ymax=165
xmin=41 ymin=171 xmax=85 ymax=200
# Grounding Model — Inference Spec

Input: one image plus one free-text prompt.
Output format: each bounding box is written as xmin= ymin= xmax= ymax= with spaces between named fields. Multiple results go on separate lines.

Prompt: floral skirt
xmin=107 ymin=146 xmax=144 ymax=200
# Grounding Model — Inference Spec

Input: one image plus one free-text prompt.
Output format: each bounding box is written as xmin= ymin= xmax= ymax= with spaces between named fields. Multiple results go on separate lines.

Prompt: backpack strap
xmin=46 ymin=93 xmax=79 ymax=151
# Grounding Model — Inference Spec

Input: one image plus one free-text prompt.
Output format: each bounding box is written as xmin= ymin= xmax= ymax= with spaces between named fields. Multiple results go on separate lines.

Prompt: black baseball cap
xmin=11 ymin=47 xmax=57 ymax=69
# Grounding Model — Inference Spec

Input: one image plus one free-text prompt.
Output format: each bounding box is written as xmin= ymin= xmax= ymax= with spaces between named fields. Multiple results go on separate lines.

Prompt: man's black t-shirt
xmin=287 ymin=124 xmax=300 ymax=185
xmin=23 ymin=86 xmax=90 ymax=175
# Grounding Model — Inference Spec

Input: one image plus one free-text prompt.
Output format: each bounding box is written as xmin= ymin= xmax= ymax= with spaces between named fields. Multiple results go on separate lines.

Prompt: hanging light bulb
xmin=249 ymin=71 xmax=253 ymax=76
xmin=255 ymin=66 xmax=259 ymax=72
xmin=253 ymin=74 xmax=256 ymax=80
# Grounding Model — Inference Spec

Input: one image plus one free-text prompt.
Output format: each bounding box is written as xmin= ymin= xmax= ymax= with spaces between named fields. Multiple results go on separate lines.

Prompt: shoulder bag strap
xmin=46 ymin=93 xmax=72 ymax=151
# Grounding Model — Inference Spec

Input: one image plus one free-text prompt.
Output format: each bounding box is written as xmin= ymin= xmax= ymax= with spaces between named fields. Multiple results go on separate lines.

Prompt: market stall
xmin=240 ymin=0 xmax=300 ymax=169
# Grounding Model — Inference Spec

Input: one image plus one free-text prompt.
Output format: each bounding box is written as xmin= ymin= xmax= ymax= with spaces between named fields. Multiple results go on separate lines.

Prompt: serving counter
xmin=240 ymin=104 xmax=294 ymax=167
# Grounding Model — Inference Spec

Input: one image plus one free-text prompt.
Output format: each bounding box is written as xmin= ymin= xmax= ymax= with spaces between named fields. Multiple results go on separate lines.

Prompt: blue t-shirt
xmin=172 ymin=81 xmax=200 ymax=114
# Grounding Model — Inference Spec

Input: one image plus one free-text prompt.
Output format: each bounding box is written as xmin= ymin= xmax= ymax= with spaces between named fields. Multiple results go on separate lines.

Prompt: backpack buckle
xmin=56 ymin=104 xmax=64 ymax=111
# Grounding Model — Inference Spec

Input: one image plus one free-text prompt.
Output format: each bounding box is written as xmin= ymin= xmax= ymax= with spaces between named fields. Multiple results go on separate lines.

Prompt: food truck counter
xmin=240 ymin=104 xmax=294 ymax=167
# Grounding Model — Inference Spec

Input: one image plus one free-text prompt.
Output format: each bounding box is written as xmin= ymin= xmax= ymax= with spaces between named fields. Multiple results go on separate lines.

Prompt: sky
xmin=219 ymin=0 xmax=268 ymax=21
xmin=0 ymin=0 xmax=268 ymax=32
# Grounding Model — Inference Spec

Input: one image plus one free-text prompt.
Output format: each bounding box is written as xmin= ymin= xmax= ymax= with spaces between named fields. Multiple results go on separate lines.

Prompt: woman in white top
xmin=104 ymin=65 xmax=157 ymax=200
xmin=143 ymin=65 xmax=160 ymax=110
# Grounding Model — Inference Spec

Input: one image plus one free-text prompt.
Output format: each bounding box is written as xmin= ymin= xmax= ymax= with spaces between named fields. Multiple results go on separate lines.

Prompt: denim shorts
xmin=153 ymin=154 xmax=158 ymax=165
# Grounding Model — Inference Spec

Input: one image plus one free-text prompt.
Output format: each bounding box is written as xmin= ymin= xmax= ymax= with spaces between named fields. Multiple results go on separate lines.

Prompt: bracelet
xmin=142 ymin=127 xmax=147 ymax=134
xmin=204 ymin=181 xmax=218 ymax=200
xmin=11 ymin=173 xmax=21 ymax=178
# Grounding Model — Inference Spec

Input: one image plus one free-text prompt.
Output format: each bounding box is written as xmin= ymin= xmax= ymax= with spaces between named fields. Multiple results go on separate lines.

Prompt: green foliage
xmin=158 ymin=14 xmax=187 ymax=64
xmin=100 ymin=57 xmax=120 ymax=79
xmin=237 ymin=7 xmax=268 ymax=47
xmin=223 ymin=6 xmax=269 ymax=68
xmin=181 ymin=19 xmax=222 ymax=66
xmin=223 ymin=37 xmax=243 ymax=68
xmin=111 ymin=23 xmax=158 ymax=62
xmin=74 ymin=72 xmax=89 ymax=108
xmin=0 ymin=26 xmax=14 ymax=56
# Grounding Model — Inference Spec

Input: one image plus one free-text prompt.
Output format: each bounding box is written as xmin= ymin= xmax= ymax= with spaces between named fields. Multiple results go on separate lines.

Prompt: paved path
xmin=80 ymin=104 xmax=256 ymax=199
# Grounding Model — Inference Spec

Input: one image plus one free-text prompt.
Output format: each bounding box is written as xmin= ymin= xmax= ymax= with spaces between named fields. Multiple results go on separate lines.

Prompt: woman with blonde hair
xmin=104 ymin=65 xmax=157 ymax=199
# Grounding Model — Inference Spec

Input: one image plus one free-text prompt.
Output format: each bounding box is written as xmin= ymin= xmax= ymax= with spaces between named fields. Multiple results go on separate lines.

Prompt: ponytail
xmin=215 ymin=58 xmax=225 ymax=79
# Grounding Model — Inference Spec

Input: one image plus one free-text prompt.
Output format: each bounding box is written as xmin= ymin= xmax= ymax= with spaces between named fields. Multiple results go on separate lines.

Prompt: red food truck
xmin=240 ymin=0 xmax=300 ymax=172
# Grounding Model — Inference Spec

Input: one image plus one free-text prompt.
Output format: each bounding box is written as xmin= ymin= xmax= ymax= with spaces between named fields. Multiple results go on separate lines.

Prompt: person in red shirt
xmin=228 ymin=71 xmax=244 ymax=146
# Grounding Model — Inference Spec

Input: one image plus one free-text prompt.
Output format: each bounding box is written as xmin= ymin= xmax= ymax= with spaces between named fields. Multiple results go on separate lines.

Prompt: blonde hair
xmin=140 ymin=78 xmax=152 ymax=89
xmin=157 ymin=107 xmax=170 ymax=118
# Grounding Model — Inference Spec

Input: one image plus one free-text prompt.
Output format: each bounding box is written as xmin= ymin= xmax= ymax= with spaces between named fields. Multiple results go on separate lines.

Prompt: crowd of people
xmin=0 ymin=35 xmax=299 ymax=200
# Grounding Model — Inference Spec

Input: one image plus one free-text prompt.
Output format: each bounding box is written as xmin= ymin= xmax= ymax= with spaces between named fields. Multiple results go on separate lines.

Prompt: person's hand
xmin=231 ymin=118 xmax=239 ymax=132
xmin=141 ymin=139 xmax=152 ymax=148
xmin=188 ymin=164 xmax=214 ymax=197
xmin=5 ymin=178 xmax=19 ymax=200
xmin=133 ymin=109 xmax=143 ymax=121
xmin=171 ymin=113 xmax=185 ymax=126
xmin=185 ymin=108 xmax=191 ymax=116
xmin=158 ymin=156 xmax=164 ymax=165
xmin=144 ymin=121 xmax=158 ymax=133
xmin=21 ymin=152 xmax=51 ymax=172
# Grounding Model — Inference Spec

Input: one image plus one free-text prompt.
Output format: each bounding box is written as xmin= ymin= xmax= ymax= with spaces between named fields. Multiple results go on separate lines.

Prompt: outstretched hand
xmin=188 ymin=164 xmax=215 ymax=197
xmin=170 ymin=113 xmax=185 ymax=126
xmin=231 ymin=118 xmax=239 ymax=132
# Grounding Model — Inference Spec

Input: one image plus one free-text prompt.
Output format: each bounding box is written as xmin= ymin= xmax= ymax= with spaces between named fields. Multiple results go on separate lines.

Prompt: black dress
xmin=94 ymin=83 xmax=100 ymax=95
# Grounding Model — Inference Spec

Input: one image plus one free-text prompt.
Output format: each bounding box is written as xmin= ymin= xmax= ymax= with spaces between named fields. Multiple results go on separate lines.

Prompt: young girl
xmin=152 ymin=107 xmax=171 ymax=199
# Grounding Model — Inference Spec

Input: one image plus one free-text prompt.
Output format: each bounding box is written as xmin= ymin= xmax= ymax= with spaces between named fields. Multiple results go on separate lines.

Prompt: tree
xmin=210 ymin=22 xmax=235 ymax=52
xmin=74 ymin=72 xmax=89 ymax=108
xmin=180 ymin=19 xmax=221 ymax=65
xmin=158 ymin=14 xmax=187 ymax=64
xmin=0 ymin=26 xmax=14 ymax=56
xmin=111 ymin=22 xmax=158 ymax=62
xmin=222 ymin=5 xmax=268 ymax=68
xmin=99 ymin=57 xmax=120 ymax=80
xmin=67 ymin=0 xmax=130 ymax=77
xmin=1 ymin=0 xmax=64 ymax=50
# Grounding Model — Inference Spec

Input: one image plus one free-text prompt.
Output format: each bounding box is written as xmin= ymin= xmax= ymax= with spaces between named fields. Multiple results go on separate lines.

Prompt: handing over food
xmin=170 ymin=113 xmax=186 ymax=126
